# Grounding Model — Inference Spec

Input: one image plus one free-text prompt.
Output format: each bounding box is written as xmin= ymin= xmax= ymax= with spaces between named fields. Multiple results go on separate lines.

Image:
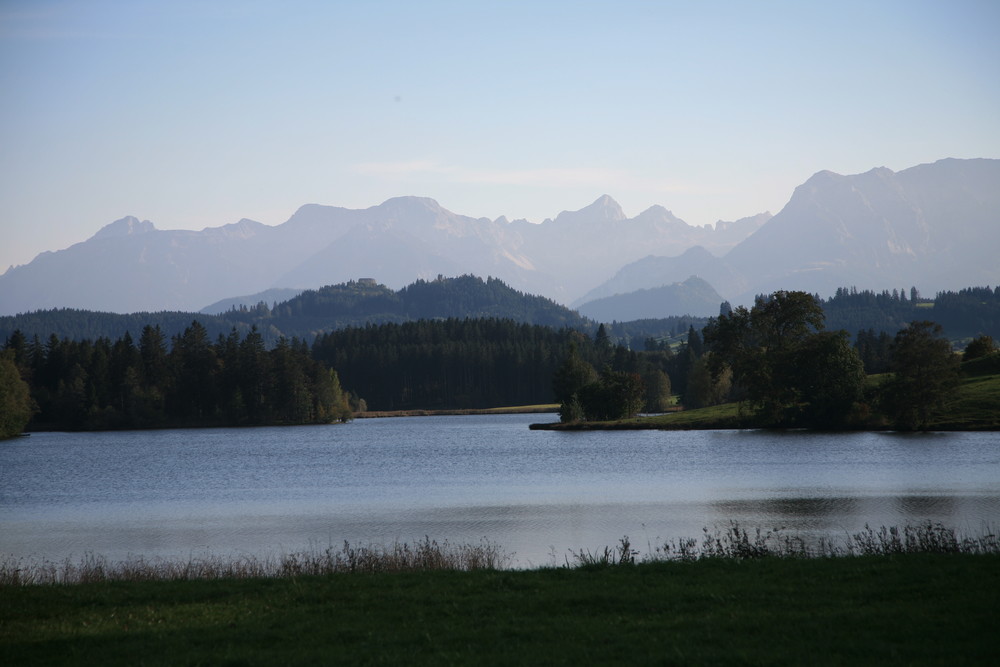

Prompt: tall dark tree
xmin=703 ymin=291 xmax=863 ymax=427
xmin=786 ymin=331 xmax=866 ymax=428
xmin=0 ymin=351 xmax=34 ymax=438
xmin=882 ymin=321 xmax=960 ymax=430
xmin=139 ymin=325 xmax=168 ymax=388
xmin=642 ymin=368 xmax=672 ymax=413
xmin=963 ymin=335 xmax=997 ymax=361
xmin=577 ymin=370 xmax=645 ymax=422
xmin=169 ymin=321 xmax=218 ymax=421
xmin=238 ymin=325 xmax=269 ymax=422
xmin=552 ymin=341 xmax=598 ymax=404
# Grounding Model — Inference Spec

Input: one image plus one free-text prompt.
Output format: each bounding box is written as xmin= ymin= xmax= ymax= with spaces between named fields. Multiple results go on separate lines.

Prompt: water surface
xmin=2 ymin=415 xmax=997 ymax=567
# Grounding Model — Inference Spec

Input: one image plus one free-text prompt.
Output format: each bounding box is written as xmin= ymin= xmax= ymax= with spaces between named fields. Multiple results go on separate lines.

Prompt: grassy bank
xmin=3 ymin=553 xmax=998 ymax=665
xmin=531 ymin=402 xmax=747 ymax=430
xmin=3 ymin=524 xmax=999 ymax=665
xmin=534 ymin=361 xmax=1000 ymax=431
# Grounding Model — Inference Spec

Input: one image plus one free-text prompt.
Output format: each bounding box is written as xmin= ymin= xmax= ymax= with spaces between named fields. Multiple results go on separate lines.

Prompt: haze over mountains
xmin=0 ymin=194 xmax=765 ymax=315
xmin=1 ymin=158 xmax=996 ymax=318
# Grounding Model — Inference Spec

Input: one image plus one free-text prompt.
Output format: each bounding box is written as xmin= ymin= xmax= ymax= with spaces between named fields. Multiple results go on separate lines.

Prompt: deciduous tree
xmin=882 ymin=321 xmax=960 ymax=430
xmin=0 ymin=351 xmax=34 ymax=438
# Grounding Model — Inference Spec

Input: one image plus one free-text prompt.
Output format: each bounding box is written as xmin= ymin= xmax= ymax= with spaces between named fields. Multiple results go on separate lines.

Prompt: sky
xmin=2 ymin=0 xmax=998 ymax=273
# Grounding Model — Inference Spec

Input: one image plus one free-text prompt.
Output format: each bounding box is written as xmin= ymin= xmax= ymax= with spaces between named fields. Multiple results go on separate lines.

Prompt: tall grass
xmin=570 ymin=521 xmax=1000 ymax=566
xmin=0 ymin=537 xmax=511 ymax=586
xmin=4 ymin=522 xmax=998 ymax=586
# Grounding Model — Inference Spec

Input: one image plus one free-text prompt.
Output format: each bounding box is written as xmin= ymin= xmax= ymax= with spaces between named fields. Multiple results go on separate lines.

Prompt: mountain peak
xmin=376 ymin=196 xmax=444 ymax=212
xmin=634 ymin=205 xmax=686 ymax=226
xmin=90 ymin=216 xmax=156 ymax=241
xmin=588 ymin=194 xmax=625 ymax=220
xmin=554 ymin=195 xmax=626 ymax=224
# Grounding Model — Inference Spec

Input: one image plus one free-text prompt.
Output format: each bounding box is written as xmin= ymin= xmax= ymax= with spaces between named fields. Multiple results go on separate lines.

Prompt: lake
xmin=2 ymin=414 xmax=998 ymax=567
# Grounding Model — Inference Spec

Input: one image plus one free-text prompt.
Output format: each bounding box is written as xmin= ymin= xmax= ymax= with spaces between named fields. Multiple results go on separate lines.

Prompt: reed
xmin=0 ymin=537 xmax=512 ymax=586
xmin=4 ymin=521 xmax=997 ymax=586
xmin=643 ymin=520 xmax=1000 ymax=562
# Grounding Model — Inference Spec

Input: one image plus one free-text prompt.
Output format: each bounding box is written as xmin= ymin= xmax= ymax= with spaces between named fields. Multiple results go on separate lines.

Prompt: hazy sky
xmin=2 ymin=0 xmax=998 ymax=272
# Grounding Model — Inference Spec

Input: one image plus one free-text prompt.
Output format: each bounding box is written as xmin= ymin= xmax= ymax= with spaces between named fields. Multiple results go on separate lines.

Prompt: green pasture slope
xmin=3 ymin=554 xmax=999 ymax=666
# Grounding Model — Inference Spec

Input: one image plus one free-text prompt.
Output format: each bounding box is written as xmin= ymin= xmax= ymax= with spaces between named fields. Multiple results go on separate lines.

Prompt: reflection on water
xmin=1 ymin=416 xmax=998 ymax=567
xmin=713 ymin=496 xmax=863 ymax=522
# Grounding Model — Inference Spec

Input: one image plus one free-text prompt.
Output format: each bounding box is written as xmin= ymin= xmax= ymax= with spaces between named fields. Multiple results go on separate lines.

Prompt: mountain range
xmin=1 ymin=158 xmax=996 ymax=318
xmin=0 ymin=194 xmax=763 ymax=316
xmin=576 ymin=276 xmax=725 ymax=322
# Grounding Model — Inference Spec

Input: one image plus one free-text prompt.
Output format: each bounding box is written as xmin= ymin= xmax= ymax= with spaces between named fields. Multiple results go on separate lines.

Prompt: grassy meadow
xmin=3 ymin=553 xmax=998 ymax=665
xmin=3 ymin=525 xmax=999 ymax=665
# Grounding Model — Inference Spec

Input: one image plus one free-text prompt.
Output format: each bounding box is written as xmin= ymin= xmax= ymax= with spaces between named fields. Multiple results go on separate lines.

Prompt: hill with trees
xmin=0 ymin=276 xmax=592 ymax=346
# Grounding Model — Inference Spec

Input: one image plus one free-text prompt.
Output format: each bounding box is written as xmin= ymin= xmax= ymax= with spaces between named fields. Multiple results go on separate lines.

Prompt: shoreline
xmin=356 ymin=405 xmax=559 ymax=418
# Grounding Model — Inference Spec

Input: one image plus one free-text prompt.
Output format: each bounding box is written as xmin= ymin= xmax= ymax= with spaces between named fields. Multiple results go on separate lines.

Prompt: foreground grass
xmin=4 ymin=524 xmax=998 ymax=665
xmin=3 ymin=553 xmax=998 ymax=666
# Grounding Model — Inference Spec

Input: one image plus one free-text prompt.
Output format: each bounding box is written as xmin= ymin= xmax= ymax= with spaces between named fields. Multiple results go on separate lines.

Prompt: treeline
xmin=821 ymin=285 xmax=1000 ymax=340
xmin=694 ymin=292 xmax=994 ymax=430
xmin=0 ymin=308 xmax=261 ymax=349
xmin=312 ymin=318 xmax=675 ymax=412
xmin=553 ymin=290 xmax=998 ymax=429
xmin=3 ymin=322 xmax=353 ymax=431
xmin=249 ymin=275 xmax=592 ymax=339
xmin=0 ymin=276 xmax=592 ymax=345
xmin=3 ymin=280 xmax=999 ymax=353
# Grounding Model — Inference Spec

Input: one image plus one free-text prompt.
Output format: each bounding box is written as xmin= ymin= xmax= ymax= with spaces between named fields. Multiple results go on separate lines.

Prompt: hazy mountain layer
xmin=1 ymin=158 xmax=996 ymax=317
xmin=0 ymin=196 xmax=764 ymax=315
xmin=579 ymin=158 xmax=999 ymax=317
xmin=725 ymin=158 xmax=1000 ymax=300
xmin=576 ymin=276 xmax=725 ymax=322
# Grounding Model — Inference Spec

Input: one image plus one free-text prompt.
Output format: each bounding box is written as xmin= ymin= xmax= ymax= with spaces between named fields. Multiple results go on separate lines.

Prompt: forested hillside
xmin=263 ymin=275 xmax=591 ymax=339
xmin=0 ymin=276 xmax=592 ymax=345
xmin=821 ymin=286 xmax=1000 ymax=340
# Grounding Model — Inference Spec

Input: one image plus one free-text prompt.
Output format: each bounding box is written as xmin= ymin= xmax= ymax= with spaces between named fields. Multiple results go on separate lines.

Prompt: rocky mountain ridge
xmin=577 ymin=158 xmax=999 ymax=316
xmin=0 ymin=194 xmax=765 ymax=315
xmin=2 ymin=158 xmax=996 ymax=318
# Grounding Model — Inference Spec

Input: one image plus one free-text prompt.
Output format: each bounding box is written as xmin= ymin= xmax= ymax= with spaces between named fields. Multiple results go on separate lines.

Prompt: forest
xmin=0 ymin=276 xmax=591 ymax=345
xmin=3 ymin=278 xmax=998 ymax=351
xmin=311 ymin=318 xmax=674 ymax=413
xmin=2 ymin=323 xmax=353 ymax=433
xmin=2 ymin=280 xmax=1000 ymax=434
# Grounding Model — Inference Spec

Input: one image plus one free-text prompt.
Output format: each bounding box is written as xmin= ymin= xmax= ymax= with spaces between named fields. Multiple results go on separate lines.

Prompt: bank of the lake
xmin=357 ymin=404 xmax=558 ymax=418
xmin=534 ymin=366 xmax=1000 ymax=431
xmin=4 ymin=553 xmax=998 ymax=666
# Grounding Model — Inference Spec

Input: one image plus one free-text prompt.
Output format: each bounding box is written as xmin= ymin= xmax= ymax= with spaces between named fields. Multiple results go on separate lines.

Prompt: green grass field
xmin=3 ymin=553 xmax=998 ymax=666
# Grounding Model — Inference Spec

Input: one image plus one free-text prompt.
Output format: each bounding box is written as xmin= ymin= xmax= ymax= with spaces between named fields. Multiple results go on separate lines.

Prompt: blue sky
xmin=2 ymin=0 xmax=998 ymax=273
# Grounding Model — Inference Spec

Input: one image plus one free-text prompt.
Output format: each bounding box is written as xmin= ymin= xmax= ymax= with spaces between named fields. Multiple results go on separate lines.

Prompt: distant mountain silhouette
xmin=1 ymin=158 xmax=996 ymax=317
xmin=575 ymin=276 xmax=725 ymax=321
xmin=201 ymin=288 xmax=306 ymax=315
xmin=0 ymin=195 xmax=763 ymax=315
xmin=724 ymin=158 xmax=1000 ymax=301
xmin=571 ymin=246 xmax=747 ymax=308
xmin=578 ymin=158 xmax=1000 ymax=317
